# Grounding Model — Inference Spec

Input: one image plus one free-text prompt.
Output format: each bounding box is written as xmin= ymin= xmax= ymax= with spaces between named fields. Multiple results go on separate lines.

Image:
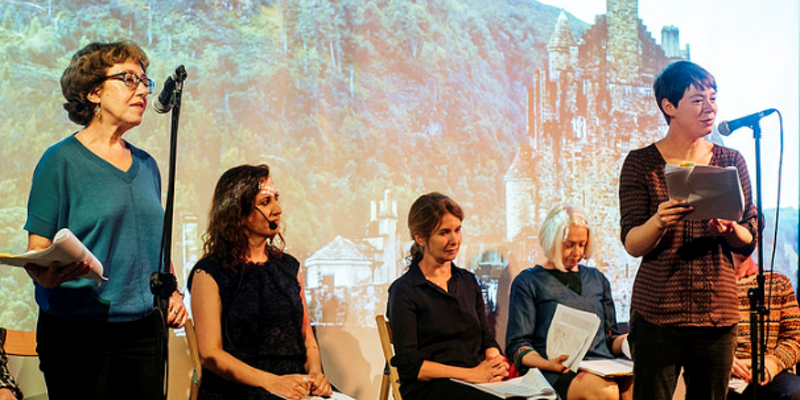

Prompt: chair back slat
xmin=375 ymin=315 xmax=403 ymax=400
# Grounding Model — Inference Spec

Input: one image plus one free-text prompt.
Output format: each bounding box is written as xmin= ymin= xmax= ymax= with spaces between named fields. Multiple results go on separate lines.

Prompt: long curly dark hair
xmin=203 ymin=164 xmax=284 ymax=272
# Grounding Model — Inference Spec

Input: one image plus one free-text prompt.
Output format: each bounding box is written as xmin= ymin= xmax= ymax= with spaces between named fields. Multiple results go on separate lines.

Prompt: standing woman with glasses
xmin=23 ymin=41 xmax=186 ymax=400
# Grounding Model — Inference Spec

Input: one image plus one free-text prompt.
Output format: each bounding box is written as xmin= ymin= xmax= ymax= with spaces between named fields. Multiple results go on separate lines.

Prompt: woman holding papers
xmin=189 ymin=165 xmax=335 ymax=400
xmin=618 ymin=60 xmax=758 ymax=400
xmin=387 ymin=192 xmax=509 ymax=400
xmin=506 ymin=205 xmax=632 ymax=400
xmin=23 ymin=41 xmax=186 ymax=399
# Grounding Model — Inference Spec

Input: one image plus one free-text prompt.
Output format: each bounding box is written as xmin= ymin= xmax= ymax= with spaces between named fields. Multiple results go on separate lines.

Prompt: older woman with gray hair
xmin=506 ymin=205 xmax=632 ymax=400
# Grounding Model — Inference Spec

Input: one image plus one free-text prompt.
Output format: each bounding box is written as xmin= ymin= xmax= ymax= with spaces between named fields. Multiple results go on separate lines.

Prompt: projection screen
xmin=0 ymin=0 xmax=797 ymax=398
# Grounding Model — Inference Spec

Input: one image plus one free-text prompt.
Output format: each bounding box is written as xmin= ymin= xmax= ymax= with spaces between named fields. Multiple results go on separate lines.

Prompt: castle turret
xmin=504 ymin=145 xmax=537 ymax=243
xmin=377 ymin=189 xmax=399 ymax=281
xmin=547 ymin=10 xmax=578 ymax=77
xmin=661 ymin=25 xmax=690 ymax=60
xmin=606 ymin=0 xmax=640 ymax=83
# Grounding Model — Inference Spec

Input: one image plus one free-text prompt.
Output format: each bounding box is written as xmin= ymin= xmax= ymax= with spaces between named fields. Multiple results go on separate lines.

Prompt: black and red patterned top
xmin=619 ymin=143 xmax=758 ymax=327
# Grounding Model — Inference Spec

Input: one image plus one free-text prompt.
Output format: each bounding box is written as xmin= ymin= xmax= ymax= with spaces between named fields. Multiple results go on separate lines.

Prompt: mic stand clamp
xmin=150 ymin=272 xmax=178 ymax=311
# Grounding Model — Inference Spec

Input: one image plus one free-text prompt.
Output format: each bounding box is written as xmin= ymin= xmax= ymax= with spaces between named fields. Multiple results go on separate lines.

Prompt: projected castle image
xmin=505 ymin=0 xmax=689 ymax=322
xmin=277 ymin=0 xmax=693 ymax=331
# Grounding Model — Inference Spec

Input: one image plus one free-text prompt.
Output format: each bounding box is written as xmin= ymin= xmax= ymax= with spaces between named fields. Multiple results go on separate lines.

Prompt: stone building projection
xmin=505 ymin=0 xmax=689 ymax=318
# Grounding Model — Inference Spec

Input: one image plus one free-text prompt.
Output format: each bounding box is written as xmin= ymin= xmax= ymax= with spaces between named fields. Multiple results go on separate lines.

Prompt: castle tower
xmin=547 ymin=10 xmax=577 ymax=77
xmin=504 ymin=145 xmax=537 ymax=243
xmin=377 ymin=189 xmax=399 ymax=281
xmin=661 ymin=25 xmax=690 ymax=60
xmin=606 ymin=0 xmax=640 ymax=83
xmin=661 ymin=26 xmax=680 ymax=58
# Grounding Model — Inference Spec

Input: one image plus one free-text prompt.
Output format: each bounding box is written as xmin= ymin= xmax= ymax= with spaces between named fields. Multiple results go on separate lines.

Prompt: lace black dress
xmin=188 ymin=254 xmax=307 ymax=400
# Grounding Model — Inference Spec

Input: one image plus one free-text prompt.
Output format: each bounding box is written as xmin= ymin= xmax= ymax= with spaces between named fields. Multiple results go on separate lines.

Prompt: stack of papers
xmin=729 ymin=378 xmax=748 ymax=394
xmin=579 ymin=358 xmax=633 ymax=377
xmin=664 ymin=163 xmax=744 ymax=220
xmin=0 ymin=228 xmax=106 ymax=282
xmin=278 ymin=392 xmax=356 ymax=400
xmin=451 ymin=368 xmax=557 ymax=399
xmin=546 ymin=304 xmax=600 ymax=373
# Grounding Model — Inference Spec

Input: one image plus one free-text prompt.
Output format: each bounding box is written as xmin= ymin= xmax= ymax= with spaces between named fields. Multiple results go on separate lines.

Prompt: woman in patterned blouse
xmin=618 ymin=61 xmax=758 ymax=400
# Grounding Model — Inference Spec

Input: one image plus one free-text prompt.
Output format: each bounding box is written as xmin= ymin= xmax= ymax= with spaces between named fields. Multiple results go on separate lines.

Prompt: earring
xmin=94 ymin=104 xmax=100 ymax=115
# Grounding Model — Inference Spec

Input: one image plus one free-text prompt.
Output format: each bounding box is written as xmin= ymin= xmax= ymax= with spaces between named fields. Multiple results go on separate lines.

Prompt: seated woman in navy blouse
xmin=387 ymin=192 xmax=509 ymax=400
xmin=506 ymin=205 xmax=633 ymax=400
xmin=189 ymin=165 xmax=333 ymax=400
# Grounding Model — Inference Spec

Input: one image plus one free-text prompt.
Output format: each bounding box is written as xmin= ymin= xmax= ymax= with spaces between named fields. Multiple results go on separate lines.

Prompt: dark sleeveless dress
xmin=188 ymin=254 xmax=307 ymax=400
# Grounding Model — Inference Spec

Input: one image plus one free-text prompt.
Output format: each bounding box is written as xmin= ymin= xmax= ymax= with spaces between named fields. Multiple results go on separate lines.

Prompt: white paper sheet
xmin=451 ymin=368 xmax=557 ymax=399
xmin=546 ymin=304 xmax=601 ymax=373
xmin=664 ymin=164 xmax=745 ymax=220
xmin=579 ymin=358 xmax=633 ymax=377
xmin=0 ymin=228 xmax=105 ymax=282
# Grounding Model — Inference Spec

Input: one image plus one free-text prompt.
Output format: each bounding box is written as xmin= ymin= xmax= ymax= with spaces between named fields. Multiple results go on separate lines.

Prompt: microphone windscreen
xmin=718 ymin=121 xmax=733 ymax=136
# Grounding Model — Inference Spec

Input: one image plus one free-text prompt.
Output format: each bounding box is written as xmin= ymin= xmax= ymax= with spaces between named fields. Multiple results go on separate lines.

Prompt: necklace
xmin=429 ymin=277 xmax=448 ymax=287
xmin=420 ymin=259 xmax=451 ymax=290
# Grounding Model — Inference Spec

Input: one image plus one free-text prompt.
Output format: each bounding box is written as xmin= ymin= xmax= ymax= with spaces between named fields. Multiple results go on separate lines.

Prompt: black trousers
xmin=405 ymin=378 xmax=504 ymax=400
xmin=36 ymin=311 xmax=161 ymax=400
xmin=630 ymin=312 xmax=736 ymax=400
xmin=728 ymin=370 xmax=800 ymax=400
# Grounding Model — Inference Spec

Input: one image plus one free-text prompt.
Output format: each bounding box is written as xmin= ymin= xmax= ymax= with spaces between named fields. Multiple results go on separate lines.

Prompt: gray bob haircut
xmin=538 ymin=205 xmax=594 ymax=272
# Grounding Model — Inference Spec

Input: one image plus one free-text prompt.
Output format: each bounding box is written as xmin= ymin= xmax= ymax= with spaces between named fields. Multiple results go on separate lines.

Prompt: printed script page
xmin=579 ymin=358 xmax=633 ymax=377
xmin=546 ymin=304 xmax=601 ymax=373
xmin=0 ymin=228 xmax=105 ymax=282
xmin=451 ymin=368 xmax=557 ymax=399
xmin=664 ymin=164 xmax=744 ymax=220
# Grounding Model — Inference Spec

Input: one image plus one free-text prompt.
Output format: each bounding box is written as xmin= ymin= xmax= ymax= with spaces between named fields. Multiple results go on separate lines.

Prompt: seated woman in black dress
xmin=189 ymin=164 xmax=333 ymax=400
xmin=387 ymin=192 xmax=509 ymax=400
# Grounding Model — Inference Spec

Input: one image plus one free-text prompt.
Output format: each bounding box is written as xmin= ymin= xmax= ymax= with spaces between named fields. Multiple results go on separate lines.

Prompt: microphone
xmin=718 ymin=108 xmax=777 ymax=136
xmin=255 ymin=207 xmax=278 ymax=230
xmin=152 ymin=65 xmax=186 ymax=114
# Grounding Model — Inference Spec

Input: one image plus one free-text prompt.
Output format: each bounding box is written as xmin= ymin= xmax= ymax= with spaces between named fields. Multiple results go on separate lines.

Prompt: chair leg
xmin=378 ymin=362 xmax=391 ymax=400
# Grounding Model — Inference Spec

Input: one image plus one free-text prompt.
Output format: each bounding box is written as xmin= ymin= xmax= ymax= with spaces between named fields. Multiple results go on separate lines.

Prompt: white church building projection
xmin=304 ymin=190 xmax=402 ymax=327
xmin=305 ymin=236 xmax=375 ymax=289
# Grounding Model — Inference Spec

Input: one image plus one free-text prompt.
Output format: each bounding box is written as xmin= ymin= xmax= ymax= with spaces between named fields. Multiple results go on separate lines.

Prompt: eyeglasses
xmin=105 ymin=72 xmax=154 ymax=94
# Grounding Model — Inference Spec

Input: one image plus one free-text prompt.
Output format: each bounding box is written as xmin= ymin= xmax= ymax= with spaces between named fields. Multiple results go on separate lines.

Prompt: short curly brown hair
xmin=60 ymin=41 xmax=149 ymax=126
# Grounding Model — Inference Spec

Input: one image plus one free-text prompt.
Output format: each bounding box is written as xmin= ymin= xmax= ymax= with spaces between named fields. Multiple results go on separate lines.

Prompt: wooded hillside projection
xmin=0 ymin=0 xmax=796 ymax=334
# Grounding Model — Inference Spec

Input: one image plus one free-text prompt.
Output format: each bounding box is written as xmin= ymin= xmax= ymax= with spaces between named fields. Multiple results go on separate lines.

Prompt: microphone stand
xmin=150 ymin=65 xmax=187 ymax=400
xmin=746 ymin=121 xmax=766 ymax=400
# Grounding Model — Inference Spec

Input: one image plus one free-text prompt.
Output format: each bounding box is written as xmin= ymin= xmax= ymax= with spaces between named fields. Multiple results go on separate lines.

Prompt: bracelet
xmin=514 ymin=348 xmax=535 ymax=372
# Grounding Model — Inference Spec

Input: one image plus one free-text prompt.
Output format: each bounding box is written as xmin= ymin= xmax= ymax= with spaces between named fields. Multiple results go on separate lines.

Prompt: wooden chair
xmin=375 ymin=315 xmax=402 ymax=400
xmin=185 ymin=319 xmax=202 ymax=400
xmin=3 ymin=328 xmax=49 ymax=400
xmin=3 ymin=329 xmax=37 ymax=357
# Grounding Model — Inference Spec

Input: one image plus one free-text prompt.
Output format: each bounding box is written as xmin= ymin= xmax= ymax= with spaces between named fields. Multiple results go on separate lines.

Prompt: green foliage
xmin=0 ymin=270 xmax=37 ymax=330
xmin=0 ymin=0 xmax=596 ymax=323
